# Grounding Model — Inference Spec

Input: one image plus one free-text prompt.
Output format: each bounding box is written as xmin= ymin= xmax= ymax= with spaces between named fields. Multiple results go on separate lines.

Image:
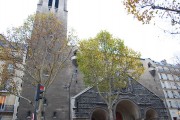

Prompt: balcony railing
xmin=0 ymin=105 xmax=14 ymax=113
xmin=0 ymin=86 xmax=8 ymax=93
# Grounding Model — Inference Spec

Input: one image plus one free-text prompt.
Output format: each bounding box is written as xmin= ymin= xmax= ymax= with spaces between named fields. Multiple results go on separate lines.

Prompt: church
xmin=16 ymin=0 xmax=169 ymax=120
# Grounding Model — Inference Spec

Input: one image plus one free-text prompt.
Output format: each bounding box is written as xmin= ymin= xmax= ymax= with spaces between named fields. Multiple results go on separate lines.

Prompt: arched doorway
xmin=91 ymin=108 xmax=108 ymax=120
xmin=145 ymin=108 xmax=158 ymax=120
xmin=115 ymin=100 xmax=140 ymax=120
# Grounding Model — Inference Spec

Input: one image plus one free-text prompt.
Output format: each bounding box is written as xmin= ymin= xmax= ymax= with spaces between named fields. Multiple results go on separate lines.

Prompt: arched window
xmin=48 ymin=0 xmax=53 ymax=7
xmin=55 ymin=0 xmax=59 ymax=9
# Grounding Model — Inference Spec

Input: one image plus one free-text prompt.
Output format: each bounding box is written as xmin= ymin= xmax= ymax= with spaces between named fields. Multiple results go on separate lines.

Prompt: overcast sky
xmin=0 ymin=0 xmax=180 ymax=63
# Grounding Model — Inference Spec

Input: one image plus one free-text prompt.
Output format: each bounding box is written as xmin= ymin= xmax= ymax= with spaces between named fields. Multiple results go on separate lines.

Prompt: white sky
xmin=0 ymin=0 xmax=180 ymax=63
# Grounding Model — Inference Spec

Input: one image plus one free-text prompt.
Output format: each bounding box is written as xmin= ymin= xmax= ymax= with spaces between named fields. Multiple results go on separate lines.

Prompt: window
xmin=170 ymin=68 xmax=175 ymax=72
xmin=175 ymin=69 xmax=179 ymax=73
xmin=173 ymin=117 xmax=177 ymax=120
xmin=165 ymin=91 xmax=169 ymax=98
xmin=148 ymin=62 xmax=152 ymax=68
xmin=63 ymin=0 xmax=67 ymax=11
xmin=158 ymin=73 xmax=162 ymax=79
xmin=169 ymin=91 xmax=173 ymax=98
xmin=48 ymin=0 xmax=53 ymax=7
xmin=169 ymin=101 xmax=172 ymax=108
xmin=55 ymin=0 xmax=59 ymax=8
xmin=175 ymin=83 xmax=180 ymax=89
xmin=178 ymin=101 xmax=180 ymax=108
xmin=165 ymin=81 xmax=171 ymax=89
xmin=53 ymin=111 xmax=57 ymax=118
xmin=171 ymin=101 xmax=177 ymax=108
xmin=7 ymin=63 xmax=14 ymax=73
xmin=167 ymin=74 xmax=174 ymax=80
xmin=161 ymin=81 xmax=166 ymax=88
xmin=175 ymin=91 xmax=179 ymax=98
xmin=41 ymin=111 xmax=45 ymax=118
xmin=172 ymin=91 xmax=176 ymax=98
xmin=174 ymin=75 xmax=179 ymax=81
xmin=171 ymin=82 xmax=176 ymax=89
xmin=164 ymin=67 xmax=169 ymax=72
xmin=0 ymin=96 xmax=6 ymax=110
xmin=175 ymin=101 xmax=179 ymax=108
xmin=27 ymin=111 xmax=31 ymax=118
xmin=38 ymin=0 xmax=43 ymax=4
xmin=161 ymin=73 xmax=168 ymax=80
xmin=178 ymin=91 xmax=180 ymax=97
xmin=158 ymin=66 xmax=163 ymax=72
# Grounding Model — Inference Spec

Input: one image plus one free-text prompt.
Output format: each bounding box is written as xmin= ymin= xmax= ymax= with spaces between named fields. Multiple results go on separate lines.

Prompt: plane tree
xmin=77 ymin=31 xmax=144 ymax=120
xmin=1 ymin=13 xmax=71 ymax=120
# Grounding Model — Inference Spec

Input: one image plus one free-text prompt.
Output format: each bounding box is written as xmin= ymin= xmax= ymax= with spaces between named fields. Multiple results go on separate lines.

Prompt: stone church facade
xmin=71 ymin=78 xmax=169 ymax=120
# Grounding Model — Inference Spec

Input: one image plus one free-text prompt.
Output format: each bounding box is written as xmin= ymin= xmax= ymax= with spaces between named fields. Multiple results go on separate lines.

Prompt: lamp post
xmin=69 ymin=74 xmax=73 ymax=120
xmin=64 ymin=50 xmax=78 ymax=120
xmin=63 ymin=73 xmax=74 ymax=120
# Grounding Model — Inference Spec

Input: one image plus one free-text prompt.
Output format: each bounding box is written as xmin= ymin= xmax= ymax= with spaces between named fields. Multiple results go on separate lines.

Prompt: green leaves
xmin=77 ymin=31 xmax=144 ymax=120
xmin=77 ymin=30 xmax=144 ymax=102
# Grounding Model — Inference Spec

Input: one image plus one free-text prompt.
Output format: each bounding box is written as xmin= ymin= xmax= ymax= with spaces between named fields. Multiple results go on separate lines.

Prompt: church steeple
xmin=37 ymin=0 xmax=67 ymax=13
xmin=36 ymin=0 xmax=68 ymax=36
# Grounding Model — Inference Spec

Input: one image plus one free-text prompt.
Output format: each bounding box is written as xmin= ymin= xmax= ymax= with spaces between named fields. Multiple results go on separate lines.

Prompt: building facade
xmin=141 ymin=58 xmax=180 ymax=120
xmin=71 ymin=77 xmax=169 ymax=120
xmin=0 ymin=90 xmax=19 ymax=120
xmin=0 ymin=34 xmax=23 ymax=120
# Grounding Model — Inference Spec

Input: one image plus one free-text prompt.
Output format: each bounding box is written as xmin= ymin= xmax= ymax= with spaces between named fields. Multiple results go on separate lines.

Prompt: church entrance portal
xmin=91 ymin=108 xmax=108 ymax=120
xmin=145 ymin=108 xmax=158 ymax=120
xmin=116 ymin=100 xmax=140 ymax=120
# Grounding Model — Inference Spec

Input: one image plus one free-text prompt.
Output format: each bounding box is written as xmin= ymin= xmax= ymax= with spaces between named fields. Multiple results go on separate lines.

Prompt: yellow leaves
xmin=2 ymin=13 xmax=69 ymax=91
xmin=124 ymin=0 xmax=155 ymax=24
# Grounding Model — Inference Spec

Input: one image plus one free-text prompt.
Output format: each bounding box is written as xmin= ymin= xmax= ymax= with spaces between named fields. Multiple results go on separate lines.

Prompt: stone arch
xmin=91 ymin=107 xmax=108 ymax=120
xmin=145 ymin=108 xmax=158 ymax=120
xmin=115 ymin=99 xmax=140 ymax=120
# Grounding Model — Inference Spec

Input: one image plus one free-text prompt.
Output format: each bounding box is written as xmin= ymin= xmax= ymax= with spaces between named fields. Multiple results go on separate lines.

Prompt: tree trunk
xmin=36 ymin=99 xmax=43 ymax=120
xmin=108 ymin=107 xmax=114 ymax=120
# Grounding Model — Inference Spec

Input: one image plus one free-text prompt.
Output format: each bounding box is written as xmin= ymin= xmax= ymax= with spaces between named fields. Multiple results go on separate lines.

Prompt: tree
xmin=124 ymin=0 xmax=180 ymax=34
xmin=1 ymin=13 xmax=71 ymax=120
xmin=0 ymin=34 xmax=10 ymax=90
xmin=77 ymin=31 xmax=144 ymax=120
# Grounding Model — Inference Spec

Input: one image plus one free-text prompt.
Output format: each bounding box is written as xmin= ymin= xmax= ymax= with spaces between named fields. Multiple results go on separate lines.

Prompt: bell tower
xmin=37 ymin=0 xmax=68 ymax=33
xmin=17 ymin=0 xmax=85 ymax=119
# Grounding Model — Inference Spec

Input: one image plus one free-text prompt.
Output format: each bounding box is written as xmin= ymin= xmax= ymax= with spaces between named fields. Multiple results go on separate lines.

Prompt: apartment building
xmin=141 ymin=58 xmax=180 ymax=120
xmin=0 ymin=34 xmax=25 ymax=120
